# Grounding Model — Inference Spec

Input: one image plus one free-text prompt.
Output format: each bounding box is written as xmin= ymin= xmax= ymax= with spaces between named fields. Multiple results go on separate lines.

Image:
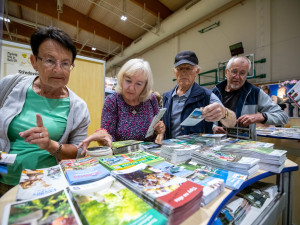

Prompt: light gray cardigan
xmin=0 ymin=74 xmax=90 ymax=156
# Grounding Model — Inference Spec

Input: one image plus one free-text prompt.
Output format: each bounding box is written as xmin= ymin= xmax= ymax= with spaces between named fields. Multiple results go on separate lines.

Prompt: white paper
xmin=145 ymin=108 xmax=166 ymax=138
xmin=180 ymin=108 xmax=203 ymax=126
xmin=0 ymin=152 xmax=17 ymax=165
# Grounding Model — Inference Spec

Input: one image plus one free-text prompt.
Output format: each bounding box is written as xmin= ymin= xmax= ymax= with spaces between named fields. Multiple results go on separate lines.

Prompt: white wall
xmin=130 ymin=0 xmax=300 ymax=94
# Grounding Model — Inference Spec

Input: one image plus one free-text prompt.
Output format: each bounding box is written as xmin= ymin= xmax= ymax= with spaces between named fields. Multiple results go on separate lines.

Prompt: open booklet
xmin=145 ymin=108 xmax=167 ymax=138
xmin=180 ymin=108 xmax=203 ymax=126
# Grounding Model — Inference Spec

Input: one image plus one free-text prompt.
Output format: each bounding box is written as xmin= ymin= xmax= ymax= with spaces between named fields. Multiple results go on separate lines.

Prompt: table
xmin=256 ymin=127 xmax=300 ymax=140
xmin=181 ymin=160 xmax=298 ymax=225
xmin=0 ymin=160 xmax=298 ymax=225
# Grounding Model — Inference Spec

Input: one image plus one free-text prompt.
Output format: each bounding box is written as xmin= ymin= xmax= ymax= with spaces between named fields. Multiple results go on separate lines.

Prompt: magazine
xmin=59 ymin=156 xmax=110 ymax=185
xmin=16 ymin=165 xmax=69 ymax=201
xmin=98 ymin=151 xmax=165 ymax=171
xmin=68 ymin=176 xmax=168 ymax=225
xmin=2 ymin=189 xmax=82 ymax=225
xmin=145 ymin=108 xmax=167 ymax=138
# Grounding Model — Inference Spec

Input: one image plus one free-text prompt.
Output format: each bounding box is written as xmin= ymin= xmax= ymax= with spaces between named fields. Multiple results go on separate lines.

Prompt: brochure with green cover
xmin=98 ymin=151 xmax=165 ymax=171
xmin=68 ymin=176 xmax=167 ymax=225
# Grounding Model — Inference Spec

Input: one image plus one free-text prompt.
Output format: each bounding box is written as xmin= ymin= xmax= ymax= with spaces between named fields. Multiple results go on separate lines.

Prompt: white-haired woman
xmin=78 ymin=58 xmax=165 ymax=154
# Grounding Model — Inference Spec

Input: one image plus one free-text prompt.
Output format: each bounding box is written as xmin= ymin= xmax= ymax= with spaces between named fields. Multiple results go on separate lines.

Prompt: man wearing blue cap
xmin=163 ymin=51 xmax=236 ymax=139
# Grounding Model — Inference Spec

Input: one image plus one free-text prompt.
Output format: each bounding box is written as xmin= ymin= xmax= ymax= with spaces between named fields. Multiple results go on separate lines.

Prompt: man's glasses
xmin=228 ymin=69 xmax=247 ymax=77
xmin=36 ymin=56 xmax=75 ymax=71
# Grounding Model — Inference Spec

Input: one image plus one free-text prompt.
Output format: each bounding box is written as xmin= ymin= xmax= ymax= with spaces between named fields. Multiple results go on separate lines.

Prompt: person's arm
xmin=237 ymin=90 xmax=289 ymax=127
xmin=220 ymin=108 xmax=236 ymax=127
xmin=19 ymin=114 xmax=79 ymax=160
xmin=202 ymin=93 xmax=237 ymax=127
xmin=78 ymin=129 xmax=113 ymax=155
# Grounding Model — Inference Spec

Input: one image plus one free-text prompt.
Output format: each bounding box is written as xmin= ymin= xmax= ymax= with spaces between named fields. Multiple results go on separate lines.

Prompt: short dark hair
xmin=30 ymin=26 xmax=77 ymax=62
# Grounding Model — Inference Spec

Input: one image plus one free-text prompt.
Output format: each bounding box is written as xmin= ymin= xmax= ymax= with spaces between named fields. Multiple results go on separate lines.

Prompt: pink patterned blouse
xmin=101 ymin=92 xmax=159 ymax=142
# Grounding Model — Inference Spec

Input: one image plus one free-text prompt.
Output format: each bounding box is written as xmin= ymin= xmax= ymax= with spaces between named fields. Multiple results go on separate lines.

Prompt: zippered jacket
xmin=163 ymin=82 xmax=214 ymax=139
xmin=212 ymin=80 xmax=288 ymax=140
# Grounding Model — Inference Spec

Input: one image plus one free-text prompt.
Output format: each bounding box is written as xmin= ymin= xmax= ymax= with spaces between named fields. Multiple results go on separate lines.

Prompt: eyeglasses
xmin=228 ymin=69 xmax=248 ymax=77
xmin=176 ymin=66 xmax=195 ymax=73
xmin=36 ymin=56 xmax=75 ymax=71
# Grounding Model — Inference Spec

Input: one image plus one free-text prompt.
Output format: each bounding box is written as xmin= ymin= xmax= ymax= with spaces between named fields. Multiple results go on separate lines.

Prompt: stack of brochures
xmin=191 ymin=147 xmax=260 ymax=176
xmin=86 ymin=146 xmax=113 ymax=157
xmin=179 ymin=160 xmax=247 ymax=190
xmin=177 ymin=135 xmax=216 ymax=146
xmin=219 ymin=143 xmax=287 ymax=173
xmin=201 ymin=133 xmax=227 ymax=143
xmin=154 ymin=160 xmax=225 ymax=206
xmin=227 ymin=139 xmax=275 ymax=148
xmin=111 ymin=163 xmax=204 ymax=225
xmin=112 ymin=140 xmax=143 ymax=154
xmin=59 ymin=156 xmax=110 ymax=185
xmin=141 ymin=142 xmax=162 ymax=156
xmin=159 ymin=143 xmax=202 ymax=164
xmin=141 ymin=141 xmax=162 ymax=150
xmin=68 ymin=176 xmax=168 ymax=225
xmin=98 ymin=151 xmax=165 ymax=171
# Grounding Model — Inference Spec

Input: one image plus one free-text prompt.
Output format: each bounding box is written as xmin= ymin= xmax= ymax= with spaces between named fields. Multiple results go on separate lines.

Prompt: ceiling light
xmin=121 ymin=15 xmax=127 ymax=21
xmin=92 ymin=47 xmax=96 ymax=51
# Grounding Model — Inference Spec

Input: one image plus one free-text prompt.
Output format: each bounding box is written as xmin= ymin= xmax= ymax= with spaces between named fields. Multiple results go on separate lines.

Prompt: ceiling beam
xmin=130 ymin=0 xmax=173 ymax=19
xmin=18 ymin=5 xmax=23 ymax=19
xmin=9 ymin=0 xmax=133 ymax=46
xmin=2 ymin=22 xmax=114 ymax=60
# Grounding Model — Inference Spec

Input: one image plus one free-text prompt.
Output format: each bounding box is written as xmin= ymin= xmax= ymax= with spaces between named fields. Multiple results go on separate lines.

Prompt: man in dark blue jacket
xmin=212 ymin=56 xmax=288 ymax=140
xmin=163 ymin=51 xmax=236 ymax=139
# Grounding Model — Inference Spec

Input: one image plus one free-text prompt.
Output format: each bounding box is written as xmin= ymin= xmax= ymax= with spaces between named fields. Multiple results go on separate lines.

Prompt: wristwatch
xmin=261 ymin=112 xmax=268 ymax=124
xmin=222 ymin=108 xmax=228 ymax=119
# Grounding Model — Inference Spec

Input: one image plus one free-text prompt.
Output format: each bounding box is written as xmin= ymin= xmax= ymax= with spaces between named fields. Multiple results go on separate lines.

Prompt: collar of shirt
xmin=171 ymin=84 xmax=192 ymax=99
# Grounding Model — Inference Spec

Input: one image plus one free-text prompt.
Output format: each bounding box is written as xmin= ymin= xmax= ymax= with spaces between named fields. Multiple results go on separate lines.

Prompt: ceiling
xmin=2 ymin=0 xmax=195 ymax=61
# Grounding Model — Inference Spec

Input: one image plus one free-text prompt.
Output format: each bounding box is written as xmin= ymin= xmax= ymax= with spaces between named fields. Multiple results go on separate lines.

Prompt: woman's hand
xmin=154 ymin=121 xmax=165 ymax=135
xmin=19 ymin=114 xmax=51 ymax=150
xmin=78 ymin=129 xmax=112 ymax=155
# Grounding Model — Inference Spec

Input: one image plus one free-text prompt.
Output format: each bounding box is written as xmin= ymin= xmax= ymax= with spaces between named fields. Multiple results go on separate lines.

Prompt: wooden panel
xmin=67 ymin=57 xmax=104 ymax=146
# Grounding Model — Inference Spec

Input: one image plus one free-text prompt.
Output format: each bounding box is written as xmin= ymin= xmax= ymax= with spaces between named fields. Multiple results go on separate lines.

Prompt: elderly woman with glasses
xmin=0 ymin=26 xmax=90 ymax=195
xmin=78 ymin=58 xmax=165 ymax=154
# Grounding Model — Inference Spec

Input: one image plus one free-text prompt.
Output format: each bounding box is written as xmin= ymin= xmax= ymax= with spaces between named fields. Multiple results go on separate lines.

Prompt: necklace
xmin=132 ymin=109 xmax=137 ymax=115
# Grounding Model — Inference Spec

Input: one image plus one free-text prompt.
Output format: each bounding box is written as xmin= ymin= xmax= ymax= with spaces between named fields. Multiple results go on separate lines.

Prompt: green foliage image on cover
xmin=75 ymin=188 xmax=153 ymax=225
xmin=8 ymin=190 xmax=76 ymax=225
